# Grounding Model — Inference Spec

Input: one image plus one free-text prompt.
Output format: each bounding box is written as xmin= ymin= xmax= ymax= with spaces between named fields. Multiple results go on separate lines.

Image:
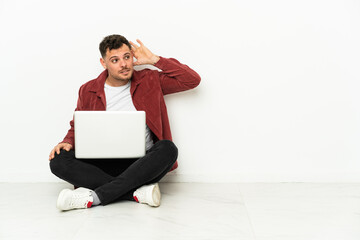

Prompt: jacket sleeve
xmin=154 ymin=57 xmax=201 ymax=95
xmin=60 ymin=86 xmax=84 ymax=147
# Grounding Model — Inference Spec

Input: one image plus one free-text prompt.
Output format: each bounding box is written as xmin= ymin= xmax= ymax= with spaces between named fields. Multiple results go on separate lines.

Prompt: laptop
xmin=74 ymin=111 xmax=146 ymax=159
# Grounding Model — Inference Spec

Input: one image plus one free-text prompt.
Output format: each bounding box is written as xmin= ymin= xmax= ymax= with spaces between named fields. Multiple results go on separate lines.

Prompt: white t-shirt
xmin=104 ymin=81 xmax=154 ymax=151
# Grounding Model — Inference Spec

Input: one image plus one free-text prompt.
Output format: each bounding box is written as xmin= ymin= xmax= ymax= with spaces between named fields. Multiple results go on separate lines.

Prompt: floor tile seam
xmin=237 ymin=183 xmax=258 ymax=240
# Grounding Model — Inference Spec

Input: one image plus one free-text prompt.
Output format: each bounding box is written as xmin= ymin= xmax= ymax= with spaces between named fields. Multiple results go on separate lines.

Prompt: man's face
xmin=100 ymin=44 xmax=134 ymax=84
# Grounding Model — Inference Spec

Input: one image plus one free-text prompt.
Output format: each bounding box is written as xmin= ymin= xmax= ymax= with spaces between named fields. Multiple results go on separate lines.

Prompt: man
xmin=49 ymin=34 xmax=200 ymax=211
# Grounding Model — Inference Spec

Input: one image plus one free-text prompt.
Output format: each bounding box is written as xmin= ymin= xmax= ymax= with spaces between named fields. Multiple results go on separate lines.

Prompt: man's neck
xmin=105 ymin=77 xmax=129 ymax=87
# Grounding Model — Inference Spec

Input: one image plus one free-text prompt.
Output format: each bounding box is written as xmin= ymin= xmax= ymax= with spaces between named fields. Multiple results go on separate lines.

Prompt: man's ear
xmin=100 ymin=58 xmax=107 ymax=69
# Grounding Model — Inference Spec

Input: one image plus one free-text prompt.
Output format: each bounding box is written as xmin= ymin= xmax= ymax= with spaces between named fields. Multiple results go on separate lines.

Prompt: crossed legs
xmin=50 ymin=140 xmax=178 ymax=205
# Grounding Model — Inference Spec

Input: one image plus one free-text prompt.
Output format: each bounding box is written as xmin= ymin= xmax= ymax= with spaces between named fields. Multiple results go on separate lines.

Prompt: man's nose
xmin=119 ymin=59 xmax=127 ymax=67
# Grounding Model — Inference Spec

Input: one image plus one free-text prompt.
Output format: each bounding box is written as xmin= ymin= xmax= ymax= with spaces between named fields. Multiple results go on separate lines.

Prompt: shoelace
xmin=69 ymin=192 xmax=91 ymax=208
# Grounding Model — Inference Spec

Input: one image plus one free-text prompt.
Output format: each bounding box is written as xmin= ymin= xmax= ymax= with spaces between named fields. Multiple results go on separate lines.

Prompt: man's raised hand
xmin=130 ymin=39 xmax=160 ymax=66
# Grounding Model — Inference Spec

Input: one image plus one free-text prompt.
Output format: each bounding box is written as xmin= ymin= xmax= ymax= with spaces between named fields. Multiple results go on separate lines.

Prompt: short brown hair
xmin=99 ymin=34 xmax=131 ymax=58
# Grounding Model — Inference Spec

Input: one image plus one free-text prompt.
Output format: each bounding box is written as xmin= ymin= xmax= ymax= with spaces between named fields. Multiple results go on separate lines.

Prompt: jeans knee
xmin=158 ymin=140 xmax=178 ymax=162
xmin=49 ymin=150 xmax=72 ymax=177
xmin=49 ymin=157 xmax=62 ymax=177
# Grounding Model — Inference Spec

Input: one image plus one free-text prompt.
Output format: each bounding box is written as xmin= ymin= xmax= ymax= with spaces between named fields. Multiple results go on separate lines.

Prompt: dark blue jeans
xmin=49 ymin=140 xmax=178 ymax=205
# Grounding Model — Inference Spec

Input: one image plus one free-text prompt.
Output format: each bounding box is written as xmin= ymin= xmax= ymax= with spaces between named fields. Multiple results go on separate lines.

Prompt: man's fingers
xmin=131 ymin=49 xmax=137 ymax=58
xmin=136 ymin=39 xmax=144 ymax=46
xmin=49 ymin=150 xmax=54 ymax=160
xmin=65 ymin=143 xmax=73 ymax=151
xmin=56 ymin=146 xmax=61 ymax=155
xmin=130 ymin=41 xmax=139 ymax=50
xmin=49 ymin=143 xmax=71 ymax=161
xmin=49 ymin=147 xmax=57 ymax=160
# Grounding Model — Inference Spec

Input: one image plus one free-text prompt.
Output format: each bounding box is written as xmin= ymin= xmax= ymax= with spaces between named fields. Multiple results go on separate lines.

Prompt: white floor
xmin=0 ymin=183 xmax=359 ymax=240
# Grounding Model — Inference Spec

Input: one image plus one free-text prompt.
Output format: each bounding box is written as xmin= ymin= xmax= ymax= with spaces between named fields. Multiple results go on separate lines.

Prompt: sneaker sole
xmin=151 ymin=183 xmax=161 ymax=207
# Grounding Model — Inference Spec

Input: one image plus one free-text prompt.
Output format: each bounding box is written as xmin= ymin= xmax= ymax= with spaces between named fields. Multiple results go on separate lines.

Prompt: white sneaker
xmin=56 ymin=187 xmax=93 ymax=211
xmin=133 ymin=183 xmax=161 ymax=207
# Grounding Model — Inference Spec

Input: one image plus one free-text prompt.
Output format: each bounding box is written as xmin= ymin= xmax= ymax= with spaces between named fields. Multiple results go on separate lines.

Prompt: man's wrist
xmin=151 ymin=55 xmax=160 ymax=65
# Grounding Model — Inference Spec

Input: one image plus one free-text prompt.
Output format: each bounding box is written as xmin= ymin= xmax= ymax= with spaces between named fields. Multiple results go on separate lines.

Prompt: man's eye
xmin=111 ymin=59 xmax=118 ymax=63
xmin=124 ymin=56 xmax=130 ymax=60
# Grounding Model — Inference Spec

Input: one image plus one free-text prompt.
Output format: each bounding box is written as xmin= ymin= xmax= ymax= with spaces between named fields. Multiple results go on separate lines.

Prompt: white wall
xmin=0 ymin=0 xmax=359 ymax=182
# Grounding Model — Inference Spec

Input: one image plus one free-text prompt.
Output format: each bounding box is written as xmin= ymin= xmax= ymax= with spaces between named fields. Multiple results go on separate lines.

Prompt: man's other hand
xmin=49 ymin=143 xmax=73 ymax=161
